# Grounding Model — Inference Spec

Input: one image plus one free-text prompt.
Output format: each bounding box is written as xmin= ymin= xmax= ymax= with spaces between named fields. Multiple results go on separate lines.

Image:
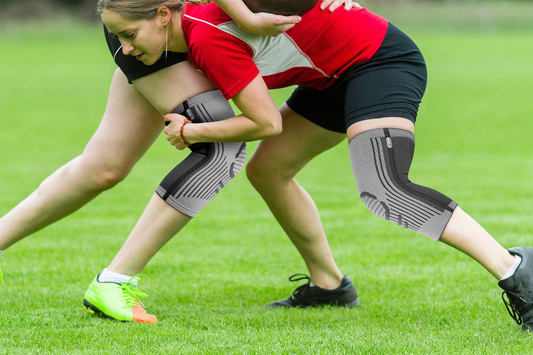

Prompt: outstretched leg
xmin=0 ymin=69 xmax=164 ymax=250
xmin=84 ymin=89 xmax=247 ymax=322
xmin=440 ymin=207 xmax=514 ymax=279
xmin=0 ymin=61 xmax=216 ymax=251
xmin=346 ymin=117 xmax=533 ymax=331
xmin=346 ymin=117 xmax=515 ymax=279
xmin=106 ymin=90 xmax=247 ymax=275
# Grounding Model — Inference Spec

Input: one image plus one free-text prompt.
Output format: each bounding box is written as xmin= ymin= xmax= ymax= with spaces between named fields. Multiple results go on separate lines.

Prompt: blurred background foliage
xmin=0 ymin=0 xmax=533 ymax=28
xmin=0 ymin=0 xmax=99 ymax=21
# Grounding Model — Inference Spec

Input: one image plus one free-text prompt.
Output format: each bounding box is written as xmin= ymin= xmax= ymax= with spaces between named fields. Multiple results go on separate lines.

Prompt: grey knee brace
xmin=156 ymin=90 xmax=247 ymax=217
xmin=349 ymin=128 xmax=457 ymax=240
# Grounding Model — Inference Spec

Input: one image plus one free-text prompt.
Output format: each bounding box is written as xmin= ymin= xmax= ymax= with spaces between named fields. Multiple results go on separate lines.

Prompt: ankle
xmin=501 ymin=255 xmax=522 ymax=281
xmin=98 ymin=268 xmax=138 ymax=287
xmin=310 ymin=273 xmax=344 ymax=290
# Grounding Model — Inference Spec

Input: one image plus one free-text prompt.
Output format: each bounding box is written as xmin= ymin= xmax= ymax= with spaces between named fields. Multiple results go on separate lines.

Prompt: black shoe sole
xmin=266 ymin=297 xmax=361 ymax=309
xmin=83 ymin=298 xmax=127 ymax=322
xmin=343 ymin=298 xmax=361 ymax=308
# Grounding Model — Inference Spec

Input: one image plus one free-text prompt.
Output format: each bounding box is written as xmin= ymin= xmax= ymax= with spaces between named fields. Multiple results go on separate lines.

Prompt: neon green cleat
xmin=83 ymin=275 xmax=157 ymax=323
xmin=0 ymin=267 xmax=3 ymax=282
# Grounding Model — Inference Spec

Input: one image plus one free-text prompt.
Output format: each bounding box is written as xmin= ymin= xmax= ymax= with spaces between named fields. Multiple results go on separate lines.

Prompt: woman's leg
xmin=107 ymin=194 xmax=191 ymax=276
xmin=132 ymin=60 xmax=216 ymax=115
xmin=0 ymin=69 xmax=164 ymax=250
xmin=346 ymin=117 xmax=515 ymax=279
xmin=0 ymin=60 xmax=217 ymax=251
xmin=104 ymin=69 xmax=240 ymax=276
xmin=346 ymin=117 xmax=533 ymax=332
xmin=247 ymin=103 xmax=346 ymax=289
xmin=440 ymin=207 xmax=514 ymax=279
xmin=83 ymin=67 xmax=244 ymax=322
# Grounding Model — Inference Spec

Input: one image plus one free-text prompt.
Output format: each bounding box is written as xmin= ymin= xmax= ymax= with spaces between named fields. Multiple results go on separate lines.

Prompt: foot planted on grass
xmin=266 ymin=274 xmax=360 ymax=308
xmin=83 ymin=274 xmax=157 ymax=323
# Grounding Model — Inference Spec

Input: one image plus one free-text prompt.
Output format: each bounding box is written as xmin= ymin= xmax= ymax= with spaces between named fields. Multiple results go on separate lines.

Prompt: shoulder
xmin=183 ymin=7 xmax=254 ymax=55
xmin=183 ymin=2 xmax=233 ymax=25
xmin=183 ymin=2 xmax=242 ymax=45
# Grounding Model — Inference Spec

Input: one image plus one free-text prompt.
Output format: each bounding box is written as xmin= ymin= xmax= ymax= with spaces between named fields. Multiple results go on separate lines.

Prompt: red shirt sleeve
xmin=186 ymin=20 xmax=260 ymax=100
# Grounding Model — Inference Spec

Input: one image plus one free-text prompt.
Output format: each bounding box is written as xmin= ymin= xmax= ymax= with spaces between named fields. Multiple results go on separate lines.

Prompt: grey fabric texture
xmin=156 ymin=90 xmax=247 ymax=217
xmin=349 ymin=128 xmax=456 ymax=240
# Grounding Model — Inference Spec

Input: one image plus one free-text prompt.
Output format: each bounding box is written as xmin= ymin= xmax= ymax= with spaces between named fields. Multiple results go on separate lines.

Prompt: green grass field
xmin=1 ymin=9 xmax=533 ymax=354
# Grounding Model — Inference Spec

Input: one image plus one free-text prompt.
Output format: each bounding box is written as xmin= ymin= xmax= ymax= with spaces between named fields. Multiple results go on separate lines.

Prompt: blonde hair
xmin=97 ymin=0 xmax=211 ymax=20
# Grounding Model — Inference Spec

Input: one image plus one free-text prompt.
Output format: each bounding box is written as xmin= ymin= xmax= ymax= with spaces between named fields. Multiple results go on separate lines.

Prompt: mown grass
xmin=1 ymin=8 xmax=533 ymax=354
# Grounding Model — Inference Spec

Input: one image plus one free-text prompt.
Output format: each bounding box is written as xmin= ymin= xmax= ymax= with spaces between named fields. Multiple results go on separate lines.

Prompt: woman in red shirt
xmin=0 ymin=0 xmax=355 ymax=322
xmin=89 ymin=0 xmax=528 ymax=331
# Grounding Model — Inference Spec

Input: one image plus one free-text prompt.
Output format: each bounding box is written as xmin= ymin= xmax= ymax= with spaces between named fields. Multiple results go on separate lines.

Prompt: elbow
xmin=262 ymin=114 xmax=283 ymax=138
xmin=265 ymin=122 xmax=282 ymax=138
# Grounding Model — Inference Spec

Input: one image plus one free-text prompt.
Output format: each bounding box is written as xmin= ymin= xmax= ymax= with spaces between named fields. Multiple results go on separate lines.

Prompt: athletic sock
xmin=0 ymin=250 xmax=5 ymax=256
xmin=501 ymin=255 xmax=522 ymax=281
xmin=97 ymin=268 xmax=138 ymax=287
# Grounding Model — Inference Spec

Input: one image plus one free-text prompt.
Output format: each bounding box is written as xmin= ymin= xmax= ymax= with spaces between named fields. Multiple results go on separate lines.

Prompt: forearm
xmin=213 ymin=0 xmax=255 ymax=30
xmin=164 ymin=75 xmax=282 ymax=148
xmin=183 ymin=113 xmax=281 ymax=144
xmin=213 ymin=0 xmax=301 ymax=36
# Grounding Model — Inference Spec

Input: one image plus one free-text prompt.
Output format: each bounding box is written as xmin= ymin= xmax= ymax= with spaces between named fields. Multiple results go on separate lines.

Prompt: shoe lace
xmin=119 ymin=275 xmax=149 ymax=309
xmin=502 ymin=290 xmax=526 ymax=325
xmin=288 ymin=274 xmax=311 ymax=301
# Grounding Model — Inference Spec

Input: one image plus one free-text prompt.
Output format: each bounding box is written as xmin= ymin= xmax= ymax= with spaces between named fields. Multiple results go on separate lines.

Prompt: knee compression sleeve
xmin=156 ymin=90 xmax=247 ymax=217
xmin=349 ymin=128 xmax=457 ymax=240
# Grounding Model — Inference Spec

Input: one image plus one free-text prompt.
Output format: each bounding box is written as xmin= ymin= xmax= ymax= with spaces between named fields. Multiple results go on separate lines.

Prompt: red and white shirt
xmin=182 ymin=2 xmax=389 ymax=99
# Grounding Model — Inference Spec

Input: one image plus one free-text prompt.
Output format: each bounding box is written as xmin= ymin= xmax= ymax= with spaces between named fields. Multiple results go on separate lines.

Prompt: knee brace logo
xmin=186 ymin=108 xmax=195 ymax=121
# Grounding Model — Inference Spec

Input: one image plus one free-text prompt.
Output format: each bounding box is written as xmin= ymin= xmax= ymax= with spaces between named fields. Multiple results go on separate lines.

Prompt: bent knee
xmin=350 ymin=128 xmax=456 ymax=240
xmin=246 ymin=154 xmax=298 ymax=191
xmin=93 ymin=168 xmax=129 ymax=189
xmin=81 ymin=158 xmax=132 ymax=190
xmin=157 ymin=141 xmax=246 ymax=217
xmin=245 ymin=157 xmax=263 ymax=186
xmin=246 ymin=156 xmax=275 ymax=188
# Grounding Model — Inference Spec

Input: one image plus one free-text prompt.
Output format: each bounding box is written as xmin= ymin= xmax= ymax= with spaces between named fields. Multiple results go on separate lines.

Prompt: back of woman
xmin=182 ymin=2 xmax=389 ymax=98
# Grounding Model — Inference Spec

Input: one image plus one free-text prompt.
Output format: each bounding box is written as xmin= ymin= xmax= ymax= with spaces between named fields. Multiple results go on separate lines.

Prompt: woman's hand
xmin=163 ymin=113 xmax=191 ymax=150
xmin=214 ymin=0 xmax=299 ymax=36
xmin=161 ymin=75 xmax=281 ymax=147
xmin=241 ymin=0 xmax=362 ymax=36
xmin=320 ymin=0 xmax=362 ymax=12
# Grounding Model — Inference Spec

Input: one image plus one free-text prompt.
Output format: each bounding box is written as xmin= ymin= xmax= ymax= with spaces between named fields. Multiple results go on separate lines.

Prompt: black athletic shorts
xmin=286 ymin=23 xmax=428 ymax=133
xmin=104 ymin=25 xmax=188 ymax=83
xmin=104 ymin=23 xmax=426 ymax=132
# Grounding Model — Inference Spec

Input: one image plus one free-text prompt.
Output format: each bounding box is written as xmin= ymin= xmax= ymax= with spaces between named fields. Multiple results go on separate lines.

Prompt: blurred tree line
xmin=0 ymin=0 xmax=96 ymax=9
xmin=0 ymin=0 xmax=93 ymax=6
xmin=0 ymin=0 xmax=532 ymax=22
xmin=0 ymin=0 xmax=99 ymax=21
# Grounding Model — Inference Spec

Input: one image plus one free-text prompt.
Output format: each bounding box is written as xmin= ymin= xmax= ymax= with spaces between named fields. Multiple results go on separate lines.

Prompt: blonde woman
xmin=0 ymin=0 xmax=354 ymax=323
xmin=83 ymin=0 xmax=533 ymax=333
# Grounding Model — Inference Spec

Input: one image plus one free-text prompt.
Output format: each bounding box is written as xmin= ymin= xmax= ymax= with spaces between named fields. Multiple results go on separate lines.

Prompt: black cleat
xmin=498 ymin=247 xmax=533 ymax=332
xmin=266 ymin=274 xmax=360 ymax=308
